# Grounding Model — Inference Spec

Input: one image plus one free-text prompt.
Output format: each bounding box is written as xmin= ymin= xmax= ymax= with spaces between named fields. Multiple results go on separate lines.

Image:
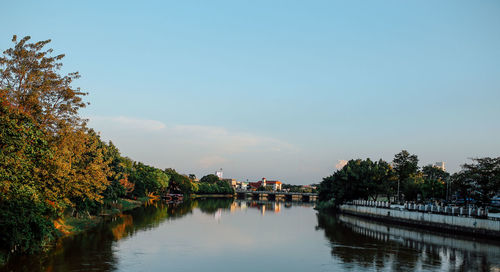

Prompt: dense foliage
xmin=318 ymin=159 xmax=396 ymax=207
xmin=450 ymin=158 xmax=500 ymax=207
xmin=129 ymin=163 xmax=169 ymax=197
xmin=282 ymin=184 xmax=318 ymax=193
xmin=0 ymin=36 xmax=201 ymax=258
xmin=318 ymin=150 xmax=500 ymax=209
xmin=196 ymin=175 xmax=234 ymax=194
xmin=0 ymin=102 xmax=56 ymax=253
xmin=199 ymin=174 xmax=220 ymax=184
xmin=165 ymin=168 xmax=198 ymax=194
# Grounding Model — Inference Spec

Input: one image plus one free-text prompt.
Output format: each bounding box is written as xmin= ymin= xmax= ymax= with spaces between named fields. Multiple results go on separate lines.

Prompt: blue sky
xmin=2 ymin=0 xmax=500 ymax=184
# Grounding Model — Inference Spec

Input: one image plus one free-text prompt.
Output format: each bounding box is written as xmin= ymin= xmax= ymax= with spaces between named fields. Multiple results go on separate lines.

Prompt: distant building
xmin=433 ymin=162 xmax=446 ymax=171
xmin=248 ymin=178 xmax=282 ymax=191
xmin=215 ymin=168 xmax=223 ymax=180
xmin=236 ymin=181 xmax=248 ymax=190
xmin=222 ymin=178 xmax=237 ymax=188
xmin=248 ymin=181 xmax=260 ymax=191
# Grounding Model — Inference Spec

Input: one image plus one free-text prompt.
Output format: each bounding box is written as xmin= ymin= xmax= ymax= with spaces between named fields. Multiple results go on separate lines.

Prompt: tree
xmin=129 ymin=163 xmax=169 ymax=197
xmin=392 ymin=150 xmax=419 ymax=181
xmin=401 ymin=172 xmax=424 ymax=202
xmin=421 ymin=165 xmax=449 ymax=201
xmin=102 ymin=141 xmax=131 ymax=200
xmin=1 ymin=35 xmax=111 ymax=214
xmin=200 ymin=174 xmax=220 ymax=184
xmin=318 ymin=158 xmax=395 ymax=207
xmin=0 ymin=35 xmax=87 ymax=132
xmin=0 ymin=95 xmax=56 ymax=254
xmin=45 ymin=128 xmax=111 ymax=213
xmin=165 ymin=169 xmax=196 ymax=194
xmin=392 ymin=150 xmax=419 ymax=202
xmin=0 ymin=36 xmax=112 ymax=256
xmin=454 ymin=157 xmax=500 ymax=207
xmin=451 ymin=171 xmax=474 ymax=206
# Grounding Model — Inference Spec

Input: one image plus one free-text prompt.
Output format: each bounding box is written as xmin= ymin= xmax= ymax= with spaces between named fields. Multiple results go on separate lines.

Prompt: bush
xmin=0 ymin=186 xmax=56 ymax=255
xmin=315 ymin=199 xmax=336 ymax=211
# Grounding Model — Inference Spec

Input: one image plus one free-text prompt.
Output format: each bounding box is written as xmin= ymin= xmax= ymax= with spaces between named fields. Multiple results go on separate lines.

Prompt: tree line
xmin=318 ymin=150 xmax=500 ymax=209
xmin=0 ymin=36 xmax=232 ymax=258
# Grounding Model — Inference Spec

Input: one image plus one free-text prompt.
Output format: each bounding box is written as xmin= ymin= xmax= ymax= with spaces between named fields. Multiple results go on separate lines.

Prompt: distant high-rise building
xmin=433 ymin=162 xmax=446 ymax=171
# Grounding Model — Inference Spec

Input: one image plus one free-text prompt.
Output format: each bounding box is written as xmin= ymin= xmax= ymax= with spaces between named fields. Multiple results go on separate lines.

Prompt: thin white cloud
xmin=171 ymin=124 xmax=295 ymax=153
xmin=199 ymin=155 xmax=227 ymax=168
xmin=87 ymin=115 xmax=298 ymax=173
xmin=90 ymin=116 xmax=166 ymax=131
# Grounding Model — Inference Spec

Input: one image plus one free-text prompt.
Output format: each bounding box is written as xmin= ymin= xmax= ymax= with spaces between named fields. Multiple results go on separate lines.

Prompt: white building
xmin=433 ymin=162 xmax=446 ymax=171
xmin=215 ymin=168 xmax=223 ymax=179
xmin=236 ymin=182 xmax=248 ymax=190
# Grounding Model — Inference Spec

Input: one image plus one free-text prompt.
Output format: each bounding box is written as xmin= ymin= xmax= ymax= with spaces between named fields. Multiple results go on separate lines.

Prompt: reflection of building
xmin=248 ymin=178 xmax=282 ymax=191
xmin=433 ymin=162 xmax=446 ymax=171
xmin=246 ymin=200 xmax=282 ymax=215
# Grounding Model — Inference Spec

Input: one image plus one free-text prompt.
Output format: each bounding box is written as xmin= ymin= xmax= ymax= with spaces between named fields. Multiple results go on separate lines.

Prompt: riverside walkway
xmin=340 ymin=200 xmax=500 ymax=238
xmin=235 ymin=190 xmax=318 ymax=202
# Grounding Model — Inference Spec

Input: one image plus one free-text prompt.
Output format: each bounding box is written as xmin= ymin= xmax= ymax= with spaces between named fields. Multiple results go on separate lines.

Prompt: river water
xmin=2 ymin=199 xmax=499 ymax=271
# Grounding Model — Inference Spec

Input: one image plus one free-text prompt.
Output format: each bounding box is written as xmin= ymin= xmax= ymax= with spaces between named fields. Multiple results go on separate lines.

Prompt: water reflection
xmin=1 ymin=200 xmax=197 ymax=272
xmin=316 ymin=212 xmax=500 ymax=271
xmin=228 ymin=200 xmax=312 ymax=215
xmin=3 ymin=199 xmax=499 ymax=272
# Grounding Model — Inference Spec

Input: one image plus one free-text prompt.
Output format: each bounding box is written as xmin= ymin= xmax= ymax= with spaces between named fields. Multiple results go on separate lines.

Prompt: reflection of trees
xmin=111 ymin=214 xmax=133 ymax=241
xmin=196 ymin=198 xmax=233 ymax=214
xmin=166 ymin=200 xmax=197 ymax=219
xmin=125 ymin=200 xmax=196 ymax=233
xmin=2 ymin=200 xmax=198 ymax=272
xmin=316 ymin=212 xmax=499 ymax=272
xmin=316 ymin=212 xmax=418 ymax=271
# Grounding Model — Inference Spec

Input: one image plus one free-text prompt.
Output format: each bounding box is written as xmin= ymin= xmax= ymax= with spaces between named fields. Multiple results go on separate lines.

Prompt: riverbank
xmin=339 ymin=204 xmax=500 ymax=239
xmin=0 ymin=197 xmax=150 ymax=267
xmin=53 ymin=198 xmax=148 ymax=237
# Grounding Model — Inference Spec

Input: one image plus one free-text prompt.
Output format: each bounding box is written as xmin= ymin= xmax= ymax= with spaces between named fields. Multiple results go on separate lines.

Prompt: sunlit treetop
xmin=0 ymin=35 xmax=88 ymax=132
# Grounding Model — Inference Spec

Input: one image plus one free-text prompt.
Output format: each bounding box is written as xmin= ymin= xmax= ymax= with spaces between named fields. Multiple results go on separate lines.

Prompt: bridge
xmin=235 ymin=190 xmax=318 ymax=202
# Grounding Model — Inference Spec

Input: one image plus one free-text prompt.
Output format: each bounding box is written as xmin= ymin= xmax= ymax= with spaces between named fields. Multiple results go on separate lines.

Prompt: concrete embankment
xmin=339 ymin=204 xmax=500 ymax=239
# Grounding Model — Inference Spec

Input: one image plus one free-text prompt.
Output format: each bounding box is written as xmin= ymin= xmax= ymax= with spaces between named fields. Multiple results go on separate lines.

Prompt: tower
xmin=215 ymin=168 xmax=223 ymax=179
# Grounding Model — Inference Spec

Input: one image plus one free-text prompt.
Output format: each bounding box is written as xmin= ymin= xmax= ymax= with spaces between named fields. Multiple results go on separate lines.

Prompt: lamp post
xmin=446 ymin=179 xmax=449 ymax=203
xmin=397 ymin=180 xmax=400 ymax=204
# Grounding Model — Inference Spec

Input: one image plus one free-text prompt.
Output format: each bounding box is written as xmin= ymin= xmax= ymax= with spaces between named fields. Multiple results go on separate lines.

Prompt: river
xmin=2 ymin=199 xmax=499 ymax=271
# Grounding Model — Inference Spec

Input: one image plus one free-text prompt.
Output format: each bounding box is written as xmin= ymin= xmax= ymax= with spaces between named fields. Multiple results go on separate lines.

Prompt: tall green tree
xmin=392 ymin=150 xmax=419 ymax=182
xmin=318 ymin=159 xmax=395 ymax=207
xmin=453 ymin=157 xmax=500 ymax=207
xmin=421 ymin=165 xmax=449 ymax=201
xmin=392 ymin=150 xmax=419 ymax=202
xmin=0 ymin=35 xmax=87 ymax=132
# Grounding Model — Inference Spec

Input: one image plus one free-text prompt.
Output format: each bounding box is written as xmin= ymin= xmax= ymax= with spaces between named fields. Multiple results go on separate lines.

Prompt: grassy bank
xmin=54 ymin=198 xmax=147 ymax=237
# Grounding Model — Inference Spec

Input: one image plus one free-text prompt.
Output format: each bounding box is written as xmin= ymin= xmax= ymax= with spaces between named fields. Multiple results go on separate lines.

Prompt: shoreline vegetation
xmin=0 ymin=36 xmax=235 ymax=266
xmin=316 ymin=151 xmax=499 ymax=213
